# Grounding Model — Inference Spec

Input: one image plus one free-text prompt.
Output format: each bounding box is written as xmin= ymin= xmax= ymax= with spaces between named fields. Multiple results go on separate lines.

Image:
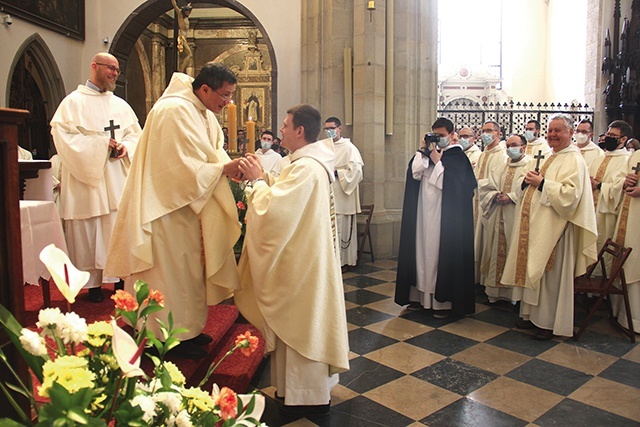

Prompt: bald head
xmin=90 ymin=52 xmax=120 ymax=92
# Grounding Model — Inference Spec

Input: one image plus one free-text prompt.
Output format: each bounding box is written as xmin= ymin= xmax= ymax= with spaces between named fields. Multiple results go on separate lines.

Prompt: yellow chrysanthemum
xmin=38 ymin=356 xmax=95 ymax=397
xmin=181 ymin=387 xmax=215 ymax=412
xmin=87 ymin=321 xmax=113 ymax=347
xmin=164 ymin=361 xmax=186 ymax=386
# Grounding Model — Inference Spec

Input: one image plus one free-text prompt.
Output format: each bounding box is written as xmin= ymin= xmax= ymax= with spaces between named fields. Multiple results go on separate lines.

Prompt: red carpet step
xmin=23 ymin=283 xmax=265 ymax=394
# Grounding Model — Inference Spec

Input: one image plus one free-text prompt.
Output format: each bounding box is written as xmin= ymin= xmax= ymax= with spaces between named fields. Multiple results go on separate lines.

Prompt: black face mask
xmin=599 ymin=136 xmax=622 ymax=151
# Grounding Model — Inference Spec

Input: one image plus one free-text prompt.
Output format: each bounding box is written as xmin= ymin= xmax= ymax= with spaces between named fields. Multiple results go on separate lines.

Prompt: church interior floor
xmin=252 ymin=259 xmax=640 ymax=427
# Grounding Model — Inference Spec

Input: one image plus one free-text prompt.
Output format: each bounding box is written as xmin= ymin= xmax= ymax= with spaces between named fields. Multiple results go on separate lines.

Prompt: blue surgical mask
xmin=506 ymin=147 xmax=523 ymax=160
xmin=459 ymin=138 xmax=471 ymax=150
xmin=524 ymin=131 xmax=536 ymax=142
xmin=481 ymin=133 xmax=494 ymax=146
xmin=325 ymin=129 xmax=338 ymax=140
xmin=437 ymin=136 xmax=450 ymax=149
xmin=261 ymin=141 xmax=272 ymax=150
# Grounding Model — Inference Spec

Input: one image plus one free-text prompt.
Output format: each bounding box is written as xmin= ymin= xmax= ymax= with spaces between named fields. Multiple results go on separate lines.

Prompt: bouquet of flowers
xmin=229 ymin=178 xmax=248 ymax=254
xmin=0 ymin=244 xmax=265 ymax=426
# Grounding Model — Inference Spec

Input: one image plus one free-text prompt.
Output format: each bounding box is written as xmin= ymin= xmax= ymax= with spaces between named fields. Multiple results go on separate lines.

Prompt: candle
xmin=246 ymin=117 xmax=256 ymax=154
xmin=227 ymin=101 xmax=237 ymax=152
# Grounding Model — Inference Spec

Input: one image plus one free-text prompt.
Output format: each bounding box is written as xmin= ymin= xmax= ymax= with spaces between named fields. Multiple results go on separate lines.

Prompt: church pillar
xmin=301 ymin=0 xmax=438 ymax=259
xmin=151 ymin=27 xmax=166 ymax=105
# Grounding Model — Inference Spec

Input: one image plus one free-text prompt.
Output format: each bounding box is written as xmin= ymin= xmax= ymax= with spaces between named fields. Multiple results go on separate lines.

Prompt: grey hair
xmin=548 ymin=113 xmax=574 ymax=131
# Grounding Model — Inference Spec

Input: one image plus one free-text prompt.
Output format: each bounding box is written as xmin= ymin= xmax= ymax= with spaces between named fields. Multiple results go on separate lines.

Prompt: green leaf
xmin=0 ymin=303 xmax=47 ymax=381
xmin=66 ymin=408 xmax=89 ymax=424
xmin=134 ymin=280 xmax=149 ymax=305
xmin=139 ymin=304 xmax=163 ymax=318
xmin=121 ymin=311 xmax=138 ymax=329
xmin=0 ymin=381 xmax=30 ymax=425
xmin=0 ymin=418 xmax=30 ymax=427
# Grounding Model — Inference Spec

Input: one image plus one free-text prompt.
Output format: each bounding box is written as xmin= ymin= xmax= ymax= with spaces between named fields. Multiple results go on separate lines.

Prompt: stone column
xmin=301 ymin=0 xmax=438 ymax=259
xmin=150 ymin=26 xmax=166 ymax=105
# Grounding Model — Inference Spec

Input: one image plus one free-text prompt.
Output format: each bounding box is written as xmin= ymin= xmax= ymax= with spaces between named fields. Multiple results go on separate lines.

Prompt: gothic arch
xmin=6 ymin=33 xmax=66 ymax=120
xmin=110 ymin=0 xmax=278 ymax=128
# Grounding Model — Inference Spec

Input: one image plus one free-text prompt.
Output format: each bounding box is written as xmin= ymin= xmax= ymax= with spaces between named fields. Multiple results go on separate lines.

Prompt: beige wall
xmin=0 ymin=0 xmax=302 ymax=125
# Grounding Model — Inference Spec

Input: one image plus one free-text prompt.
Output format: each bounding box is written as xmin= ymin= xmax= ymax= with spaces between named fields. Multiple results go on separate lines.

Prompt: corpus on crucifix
xmin=104 ymin=119 xmax=121 ymax=157
xmin=533 ymin=150 xmax=545 ymax=172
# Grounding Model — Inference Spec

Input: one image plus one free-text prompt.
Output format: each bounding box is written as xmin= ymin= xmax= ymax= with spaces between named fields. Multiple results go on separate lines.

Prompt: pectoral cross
xmin=104 ymin=120 xmax=120 ymax=157
xmin=534 ymin=150 xmax=544 ymax=172
xmin=633 ymin=162 xmax=640 ymax=175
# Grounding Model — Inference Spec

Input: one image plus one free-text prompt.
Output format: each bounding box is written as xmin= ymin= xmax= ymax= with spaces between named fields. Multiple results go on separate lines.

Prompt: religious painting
xmin=0 ymin=0 xmax=85 ymax=40
xmin=240 ymin=86 xmax=267 ymax=128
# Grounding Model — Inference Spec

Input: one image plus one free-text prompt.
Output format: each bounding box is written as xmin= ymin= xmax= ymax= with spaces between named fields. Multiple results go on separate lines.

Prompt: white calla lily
xmin=111 ymin=320 xmax=145 ymax=378
xmin=39 ymin=244 xmax=89 ymax=304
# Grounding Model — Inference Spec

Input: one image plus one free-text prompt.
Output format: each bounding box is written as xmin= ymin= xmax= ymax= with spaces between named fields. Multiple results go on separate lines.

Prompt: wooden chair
xmin=356 ymin=204 xmax=375 ymax=266
xmin=573 ymin=238 xmax=635 ymax=343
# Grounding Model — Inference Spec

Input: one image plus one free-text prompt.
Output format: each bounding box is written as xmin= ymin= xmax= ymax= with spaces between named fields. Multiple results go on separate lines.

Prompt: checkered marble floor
xmin=250 ymin=259 xmax=640 ymax=427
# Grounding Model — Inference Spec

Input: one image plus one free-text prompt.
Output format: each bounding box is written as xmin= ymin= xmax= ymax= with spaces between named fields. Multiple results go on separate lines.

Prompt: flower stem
xmin=197 ymin=344 xmax=239 ymax=388
xmin=105 ymin=374 xmax=124 ymax=422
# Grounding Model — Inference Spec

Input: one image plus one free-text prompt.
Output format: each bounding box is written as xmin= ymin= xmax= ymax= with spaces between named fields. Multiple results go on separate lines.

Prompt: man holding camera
xmin=395 ymin=117 xmax=477 ymax=317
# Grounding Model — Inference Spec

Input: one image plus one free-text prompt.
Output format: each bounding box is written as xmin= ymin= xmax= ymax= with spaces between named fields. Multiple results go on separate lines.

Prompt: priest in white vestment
xmin=105 ymin=63 xmax=243 ymax=359
xmin=50 ymin=53 xmax=141 ymax=302
xmin=235 ymin=105 xmax=349 ymax=418
xmin=324 ymin=116 xmax=364 ymax=270
xmin=589 ymin=121 xmax=630 ymax=263
xmin=474 ymin=121 xmax=507 ymax=284
xmin=255 ymin=130 xmax=282 ymax=173
xmin=524 ymin=119 xmax=552 ymax=157
xmin=611 ymin=149 xmax=640 ymax=332
xmin=480 ymin=134 xmax=530 ymax=302
xmin=459 ymin=127 xmax=482 ymax=171
xmin=575 ymin=119 xmax=604 ymax=170
xmin=501 ymin=114 xmax=598 ymax=340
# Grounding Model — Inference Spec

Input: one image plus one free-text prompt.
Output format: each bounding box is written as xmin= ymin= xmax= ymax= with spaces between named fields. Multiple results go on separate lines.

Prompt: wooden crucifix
xmin=633 ymin=162 xmax=640 ymax=175
xmin=534 ymin=150 xmax=544 ymax=172
xmin=104 ymin=119 xmax=120 ymax=157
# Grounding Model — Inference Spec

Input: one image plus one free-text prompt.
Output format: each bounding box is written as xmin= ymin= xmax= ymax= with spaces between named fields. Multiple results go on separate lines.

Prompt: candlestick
xmin=246 ymin=117 xmax=256 ymax=154
xmin=227 ymin=101 xmax=237 ymax=152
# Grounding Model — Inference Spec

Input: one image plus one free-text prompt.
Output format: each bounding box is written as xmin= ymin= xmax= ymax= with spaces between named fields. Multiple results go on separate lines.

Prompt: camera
xmin=424 ymin=133 xmax=440 ymax=144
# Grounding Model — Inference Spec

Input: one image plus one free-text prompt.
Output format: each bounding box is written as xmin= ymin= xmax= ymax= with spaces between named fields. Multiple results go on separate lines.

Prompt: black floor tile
xmin=505 ymin=359 xmax=593 ymax=396
xmin=339 ymin=357 xmax=404 ymax=394
xmin=598 ymin=358 xmax=640 ymax=389
xmin=344 ymin=289 xmax=389 ymax=306
xmin=399 ymin=308 xmax=465 ymax=327
xmin=534 ymin=398 xmax=639 ymax=427
xmin=330 ymin=395 xmax=414 ymax=427
xmin=346 ymin=306 xmax=395 ymax=327
xmin=422 ymin=397 xmax=528 ymax=427
xmin=486 ymin=329 xmax=559 ymax=357
xmin=471 ymin=306 xmax=520 ymax=328
xmin=348 ymin=328 xmax=398 ymax=355
xmin=343 ymin=275 xmax=386 ymax=288
xmin=412 ymin=358 xmax=498 ymax=395
xmin=565 ymin=329 xmax=637 ymax=357
xmin=405 ymin=329 xmax=479 ymax=357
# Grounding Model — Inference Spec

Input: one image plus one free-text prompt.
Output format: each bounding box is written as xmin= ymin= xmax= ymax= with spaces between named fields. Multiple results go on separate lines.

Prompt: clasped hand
xmin=524 ymin=170 xmax=543 ymax=188
xmin=109 ymin=138 xmax=127 ymax=159
xmin=238 ymin=154 xmax=263 ymax=182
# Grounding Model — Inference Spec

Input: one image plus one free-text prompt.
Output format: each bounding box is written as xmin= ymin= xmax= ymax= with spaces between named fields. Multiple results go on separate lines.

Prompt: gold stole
xmin=476 ymin=153 xmax=491 ymax=222
xmin=494 ymin=166 xmax=516 ymax=286
xmin=514 ymin=155 xmax=558 ymax=287
xmin=330 ymin=185 xmax=337 ymax=252
xmin=592 ymin=156 xmax=612 ymax=211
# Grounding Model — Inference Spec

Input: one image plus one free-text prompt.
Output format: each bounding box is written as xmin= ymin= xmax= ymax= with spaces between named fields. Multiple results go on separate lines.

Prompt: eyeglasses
xmin=215 ymin=90 xmax=233 ymax=101
xmin=324 ymin=126 xmax=338 ymax=130
xmin=575 ymin=129 xmax=591 ymax=134
xmin=605 ymin=132 xmax=622 ymax=139
xmin=95 ymin=63 xmax=121 ymax=75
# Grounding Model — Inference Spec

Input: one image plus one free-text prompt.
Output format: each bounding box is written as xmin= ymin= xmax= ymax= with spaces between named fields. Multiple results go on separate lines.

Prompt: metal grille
xmin=437 ymin=101 xmax=595 ymax=139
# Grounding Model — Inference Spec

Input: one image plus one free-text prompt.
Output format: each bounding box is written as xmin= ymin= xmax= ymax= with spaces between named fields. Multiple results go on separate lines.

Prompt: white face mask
xmin=325 ymin=129 xmax=338 ymax=140
xmin=437 ymin=136 xmax=450 ymax=149
xmin=261 ymin=140 xmax=272 ymax=150
xmin=524 ymin=130 xmax=536 ymax=142
xmin=459 ymin=138 xmax=471 ymax=150
xmin=575 ymin=133 xmax=589 ymax=145
xmin=506 ymin=147 xmax=523 ymax=160
xmin=481 ymin=133 xmax=494 ymax=146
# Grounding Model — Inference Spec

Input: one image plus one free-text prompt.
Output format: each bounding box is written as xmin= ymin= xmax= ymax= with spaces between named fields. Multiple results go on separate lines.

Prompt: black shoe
xmin=169 ymin=340 xmax=207 ymax=359
xmin=186 ymin=333 xmax=213 ymax=346
xmin=114 ymin=280 xmax=124 ymax=291
xmin=88 ymin=287 xmax=104 ymax=303
xmin=280 ymin=403 xmax=330 ymax=418
xmin=516 ymin=320 xmax=536 ymax=330
xmin=406 ymin=302 xmax=423 ymax=311
xmin=433 ymin=309 xmax=451 ymax=319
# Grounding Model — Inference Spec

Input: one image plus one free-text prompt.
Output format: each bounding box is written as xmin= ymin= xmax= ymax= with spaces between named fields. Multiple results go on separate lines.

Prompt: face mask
xmin=599 ymin=136 xmax=621 ymax=152
xmin=506 ymin=147 xmax=523 ymax=160
xmin=459 ymin=138 xmax=471 ymax=150
xmin=629 ymin=148 xmax=636 ymax=153
xmin=437 ymin=136 xmax=450 ymax=149
xmin=481 ymin=133 xmax=494 ymax=146
xmin=261 ymin=141 xmax=272 ymax=150
xmin=325 ymin=129 xmax=337 ymax=140
xmin=575 ymin=133 xmax=589 ymax=145
xmin=524 ymin=131 xmax=536 ymax=142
